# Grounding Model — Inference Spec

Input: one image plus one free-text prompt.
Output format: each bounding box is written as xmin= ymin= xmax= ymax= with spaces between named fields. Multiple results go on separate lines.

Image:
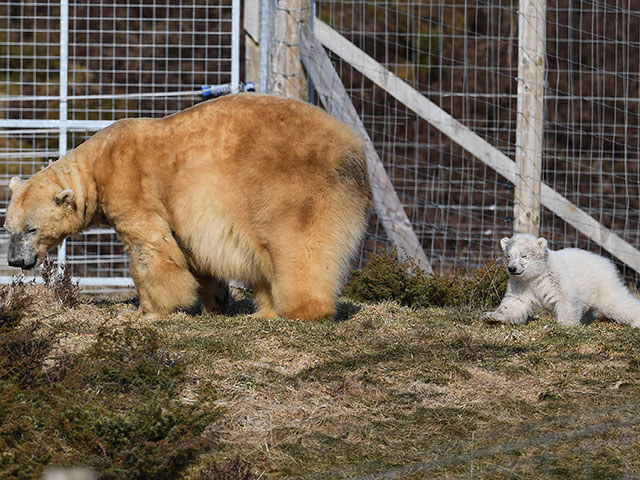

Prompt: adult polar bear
xmin=5 ymin=94 xmax=372 ymax=320
xmin=485 ymin=233 xmax=640 ymax=327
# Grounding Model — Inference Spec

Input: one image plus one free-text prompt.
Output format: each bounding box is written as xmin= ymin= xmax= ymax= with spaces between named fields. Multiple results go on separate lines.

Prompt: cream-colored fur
xmin=4 ymin=94 xmax=372 ymax=320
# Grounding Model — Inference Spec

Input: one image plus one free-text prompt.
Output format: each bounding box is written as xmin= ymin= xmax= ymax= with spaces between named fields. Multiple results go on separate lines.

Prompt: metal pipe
xmin=0 ymin=275 xmax=135 ymax=288
xmin=57 ymin=0 xmax=69 ymax=270
xmin=231 ymin=0 xmax=241 ymax=93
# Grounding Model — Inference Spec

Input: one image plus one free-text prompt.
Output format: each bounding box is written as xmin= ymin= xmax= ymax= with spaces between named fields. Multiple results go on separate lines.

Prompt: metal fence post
xmin=514 ymin=0 xmax=546 ymax=236
xmin=231 ymin=0 xmax=241 ymax=93
xmin=57 ymin=0 xmax=69 ymax=269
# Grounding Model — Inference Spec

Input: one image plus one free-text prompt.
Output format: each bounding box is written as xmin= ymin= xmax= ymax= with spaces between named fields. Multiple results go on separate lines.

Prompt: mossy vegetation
xmin=345 ymin=251 xmax=508 ymax=310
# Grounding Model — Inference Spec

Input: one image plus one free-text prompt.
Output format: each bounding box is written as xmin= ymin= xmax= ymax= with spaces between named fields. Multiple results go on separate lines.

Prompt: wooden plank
xmin=272 ymin=0 xmax=310 ymax=99
xmin=299 ymin=24 xmax=433 ymax=272
xmin=313 ymin=19 xmax=640 ymax=273
xmin=244 ymin=34 xmax=260 ymax=86
xmin=514 ymin=0 xmax=546 ymax=235
xmin=243 ymin=0 xmax=260 ymax=86
xmin=243 ymin=0 xmax=260 ymax=42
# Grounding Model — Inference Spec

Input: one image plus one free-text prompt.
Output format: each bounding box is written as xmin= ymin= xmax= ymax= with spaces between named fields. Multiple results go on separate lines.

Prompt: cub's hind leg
xmin=594 ymin=287 xmax=640 ymax=328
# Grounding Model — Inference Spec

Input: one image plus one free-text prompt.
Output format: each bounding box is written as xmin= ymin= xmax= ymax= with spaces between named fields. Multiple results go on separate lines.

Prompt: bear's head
xmin=499 ymin=233 xmax=549 ymax=280
xmin=4 ymin=175 xmax=77 ymax=270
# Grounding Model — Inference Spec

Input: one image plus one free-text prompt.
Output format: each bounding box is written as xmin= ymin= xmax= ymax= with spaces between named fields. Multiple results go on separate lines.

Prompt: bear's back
xmin=550 ymin=247 xmax=621 ymax=288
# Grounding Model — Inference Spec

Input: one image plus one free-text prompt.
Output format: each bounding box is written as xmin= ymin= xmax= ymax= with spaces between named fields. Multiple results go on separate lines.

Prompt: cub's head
xmin=500 ymin=233 xmax=548 ymax=280
xmin=4 ymin=175 xmax=77 ymax=270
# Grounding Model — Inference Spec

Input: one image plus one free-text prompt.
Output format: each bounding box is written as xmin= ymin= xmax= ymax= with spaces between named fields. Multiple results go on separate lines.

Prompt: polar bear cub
xmin=484 ymin=233 xmax=640 ymax=327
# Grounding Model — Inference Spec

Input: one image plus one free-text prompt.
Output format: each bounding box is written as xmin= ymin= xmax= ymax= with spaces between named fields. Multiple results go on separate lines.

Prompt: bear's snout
xmin=8 ymin=256 xmax=37 ymax=270
xmin=7 ymin=233 xmax=38 ymax=270
xmin=508 ymin=266 xmax=518 ymax=274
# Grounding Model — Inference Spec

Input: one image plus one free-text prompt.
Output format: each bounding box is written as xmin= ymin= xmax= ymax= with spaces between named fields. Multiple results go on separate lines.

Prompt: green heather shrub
xmin=345 ymin=252 xmax=508 ymax=310
xmin=0 ymin=281 xmax=222 ymax=480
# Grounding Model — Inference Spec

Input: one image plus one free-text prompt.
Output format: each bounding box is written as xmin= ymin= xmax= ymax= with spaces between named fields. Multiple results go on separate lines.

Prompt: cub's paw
xmin=481 ymin=311 xmax=504 ymax=325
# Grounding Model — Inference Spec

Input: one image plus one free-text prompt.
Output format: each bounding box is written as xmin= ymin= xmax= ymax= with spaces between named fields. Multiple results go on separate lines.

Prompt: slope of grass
xmin=2 ymin=263 xmax=640 ymax=479
xmin=164 ymin=301 xmax=640 ymax=479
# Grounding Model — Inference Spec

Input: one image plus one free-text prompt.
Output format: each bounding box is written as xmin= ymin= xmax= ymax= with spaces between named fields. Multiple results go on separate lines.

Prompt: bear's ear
xmin=536 ymin=237 xmax=548 ymax=250
xmin=54 ymin=189 xmax=75 ymax=207
xmin=500 ymin=237 xmax=511 ymax=251
xmin=9 ymin=176 xmax=23 ymax=192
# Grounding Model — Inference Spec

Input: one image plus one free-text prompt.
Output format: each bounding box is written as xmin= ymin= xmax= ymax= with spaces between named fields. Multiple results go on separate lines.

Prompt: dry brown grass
xmin=4 ymin=282 xmax=640 ymax=479
xmin=152 ymin=294 xmax=640 ymax=479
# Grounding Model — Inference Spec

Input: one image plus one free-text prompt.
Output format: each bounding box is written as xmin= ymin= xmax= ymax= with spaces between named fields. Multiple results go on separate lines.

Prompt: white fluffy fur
xmin=485 ymin=233 xmax=640 ymax=327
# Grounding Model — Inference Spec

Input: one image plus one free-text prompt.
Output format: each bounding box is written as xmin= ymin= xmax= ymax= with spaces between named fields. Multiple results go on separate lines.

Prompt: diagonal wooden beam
xmin=299 ymin=24 xmax=433 ymax=272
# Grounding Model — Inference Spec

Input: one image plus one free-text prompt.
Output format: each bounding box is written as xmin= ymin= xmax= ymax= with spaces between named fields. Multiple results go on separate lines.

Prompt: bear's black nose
xmin=8 ymin=257 xmax=24 ymax=268
xmin=508 ymin=266 xmax=517 ymax=274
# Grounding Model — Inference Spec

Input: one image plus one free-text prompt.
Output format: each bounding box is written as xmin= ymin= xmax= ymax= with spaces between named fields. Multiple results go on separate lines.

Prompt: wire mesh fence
xmin=0 ymin=0 xmax=234 ymax=288
xmin=2 ymin=0 xmax=640 ymax=285
xmin=544 ymin=0 xmax=640 ymax=280
xmin=314 ymin=0 xmax=640 ymax=282
xmin=315 ymin=0 xmax=519 ymax=274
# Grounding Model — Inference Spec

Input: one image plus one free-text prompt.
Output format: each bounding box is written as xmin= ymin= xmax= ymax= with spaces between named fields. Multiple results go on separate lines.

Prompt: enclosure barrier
xmin=307 ymin=17 xmax=640 ymax=275
xmin=2 ymin=0 xmax=640 ymax=285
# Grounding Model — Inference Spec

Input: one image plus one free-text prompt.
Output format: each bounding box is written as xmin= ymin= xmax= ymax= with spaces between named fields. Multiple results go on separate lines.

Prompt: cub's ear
xmin=54 ymin=189 xmax=75 ymax=206
xmin=500 ymin=237 xmax=511 ymax=251
xmin=536 ymin=237 xmax=548 ymax=250
xmin=9 ymin=176 xmax=23 ymax=192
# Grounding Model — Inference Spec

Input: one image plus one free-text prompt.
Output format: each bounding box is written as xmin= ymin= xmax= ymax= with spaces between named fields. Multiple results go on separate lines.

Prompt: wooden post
xmin=244 ymin=0 xmax=261 ymax=85
xmin=299 ymin=24 xmax=433 ymax=272
xmin=271 ymin=0 xmax=311 ymax=99
xmin=514 ymin=0 xmax=546 ymax=236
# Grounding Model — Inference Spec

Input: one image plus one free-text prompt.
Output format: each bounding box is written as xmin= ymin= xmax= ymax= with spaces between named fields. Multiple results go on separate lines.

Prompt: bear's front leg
xmin=483 ymin=293 xmax=533 ymax=325
xmin=126 ymin=233 xmax=199 ymax=318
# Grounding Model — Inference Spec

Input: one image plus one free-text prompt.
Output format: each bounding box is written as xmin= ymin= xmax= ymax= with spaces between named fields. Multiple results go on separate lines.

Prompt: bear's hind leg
xmin=273 ymin=282 xmax=336 ymax=321
xmin=253 ymin=282 xmax=277 ymax=319
xmin=270 ymin=260 xmax=337 ymax=321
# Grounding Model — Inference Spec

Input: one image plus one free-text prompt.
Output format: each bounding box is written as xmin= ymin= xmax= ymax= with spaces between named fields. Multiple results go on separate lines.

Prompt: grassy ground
xmin=2 ymin=270 xmax=640 ymax=479
xmin=169 ymin=297 xmax=640 ymax=479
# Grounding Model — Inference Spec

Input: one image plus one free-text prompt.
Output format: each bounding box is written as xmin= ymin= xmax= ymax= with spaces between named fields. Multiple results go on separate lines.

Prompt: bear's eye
xmin=521 ymin=254 xmax=528 ymax=259
xmin=25 ymin=227 xmax=37 ymax=234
